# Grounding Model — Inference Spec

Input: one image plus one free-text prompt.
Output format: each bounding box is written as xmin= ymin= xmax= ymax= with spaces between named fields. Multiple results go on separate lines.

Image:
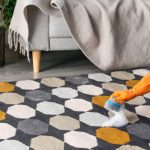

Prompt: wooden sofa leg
xmin=32 ymin=51 xmax=41 ymax=73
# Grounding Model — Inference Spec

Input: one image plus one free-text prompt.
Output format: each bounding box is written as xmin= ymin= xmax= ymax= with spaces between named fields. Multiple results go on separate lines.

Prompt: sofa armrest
xmin=28 ymin=5 xmax=49 ymax=51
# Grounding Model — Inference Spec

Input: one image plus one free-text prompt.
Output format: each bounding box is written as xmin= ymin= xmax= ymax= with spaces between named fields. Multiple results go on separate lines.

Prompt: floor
xmin=0 ymin=48 xmax=102 ymax=82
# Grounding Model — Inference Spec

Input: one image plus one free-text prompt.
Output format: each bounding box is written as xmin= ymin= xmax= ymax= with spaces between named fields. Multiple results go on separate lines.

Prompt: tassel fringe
xmin=8 ymin=28 xmax=30 ymax=62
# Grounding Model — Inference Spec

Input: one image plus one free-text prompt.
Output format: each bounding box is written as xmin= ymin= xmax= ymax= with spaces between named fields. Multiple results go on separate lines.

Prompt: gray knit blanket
xmin=9 ymin=0 xmax=150 ymax=70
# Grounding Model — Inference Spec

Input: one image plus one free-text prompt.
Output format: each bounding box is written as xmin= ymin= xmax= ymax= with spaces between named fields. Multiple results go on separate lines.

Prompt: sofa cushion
xmin=49 ymin=16 xmax=72 ymax=38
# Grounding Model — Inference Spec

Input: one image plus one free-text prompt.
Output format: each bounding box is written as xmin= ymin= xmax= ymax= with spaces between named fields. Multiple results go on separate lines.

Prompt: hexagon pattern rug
xmin=0 ymin=69 xmax=150 ymax=150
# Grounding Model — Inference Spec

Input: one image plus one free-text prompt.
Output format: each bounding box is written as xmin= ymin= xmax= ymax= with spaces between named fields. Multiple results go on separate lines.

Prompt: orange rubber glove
xmin=110 ymin=72 xmax=150 ymax=104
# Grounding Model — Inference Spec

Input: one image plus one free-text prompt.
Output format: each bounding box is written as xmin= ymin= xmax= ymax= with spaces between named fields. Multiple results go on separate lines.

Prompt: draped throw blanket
xmin=9 ymin=0 xmax=150 ymax=70
xmin=8 ymin=0 xmax=58 ymax=61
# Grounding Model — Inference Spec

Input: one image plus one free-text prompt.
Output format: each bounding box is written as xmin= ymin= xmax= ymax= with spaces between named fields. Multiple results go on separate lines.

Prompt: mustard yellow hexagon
xmin=96 ymin=127 xmax=130 ymax=145
xmin=92 ymin=96 xmax=109 ymax=108
xmin=125 ymin=80 xmax=140 ymax=88
xmin=0 ymin=82 xmax=15 ymax=92
xmin=0 ymin=111 xmax=6 ymax=121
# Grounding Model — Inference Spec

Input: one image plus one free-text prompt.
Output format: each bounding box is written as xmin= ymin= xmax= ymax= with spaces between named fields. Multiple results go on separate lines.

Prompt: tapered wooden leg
xmin=32 ymin=51 xmax=41 ymax=73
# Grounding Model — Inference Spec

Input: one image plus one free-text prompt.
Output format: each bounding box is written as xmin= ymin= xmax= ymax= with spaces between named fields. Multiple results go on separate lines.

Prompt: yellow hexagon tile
xmin=125 ymin=80 xmax=140 ymax=88
xmin=92 ymin=96 xmax=109 ymax=108
xmin=0 ymin=111 xmax=6 ymax=121
xmin=0 ymin=82 xmax=15 ymax=92
xmin=96 ymin=127 xmax=130 ymax=145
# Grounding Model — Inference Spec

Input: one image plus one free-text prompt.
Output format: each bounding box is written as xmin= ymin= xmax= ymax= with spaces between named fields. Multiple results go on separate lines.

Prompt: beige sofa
xmin=28 ymin=6 xmax=79 ymax=73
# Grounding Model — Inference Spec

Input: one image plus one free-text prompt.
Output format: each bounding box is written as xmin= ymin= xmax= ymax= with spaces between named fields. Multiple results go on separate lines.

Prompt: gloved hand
xmin=110 ymin=72 xmax=150 ymax=104
xmin=110 ymin=89 xmax=136 ymax=104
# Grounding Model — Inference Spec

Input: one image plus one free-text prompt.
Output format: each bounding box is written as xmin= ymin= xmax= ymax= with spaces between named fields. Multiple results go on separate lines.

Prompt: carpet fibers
xmin=0 ymin=69 xmax=150 ymax=150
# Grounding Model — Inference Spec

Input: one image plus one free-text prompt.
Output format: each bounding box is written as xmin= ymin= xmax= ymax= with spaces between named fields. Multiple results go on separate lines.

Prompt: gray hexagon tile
xmin=127 ymin=123 xmax=150 ymax=140
xmin=64 ymin=131 xmax=97 ymax=149
xmin=111 ymin=71 xmax=135 ymax=80
xmin=65 ymin=76 xmax=89 ymax=85
xmin=16 ymin=80 xmax=40 ymax=90
xmin=80 ymin=112 xmax=109 ymax=127
xmin=77 ymin=85 xmax=103 ymax=96
xmin=135 ymin=105 xmax=150 ymax=118
xmin=88 ymin=73 xmax=112 ymax=82
xmin=25 ymin=90 xmax=51 ymax=101
xmin=36 ymin=102 xmax=65 ymax=115
xmin=0 ymin=93 xmax=24 ymax=105
xmin=133 ymin=69 xmax=150 ymax=76
xmin=127 ymin=96 xmax=146 ymax=105
xmin=49 ymin=115 xmax=80 ymax=130
xmin=41 ymin=77 xmax=65 ymax=87
xmin=18 ymin=119 xmax=48 ymax=135
xmin=52 ymin=87 xmax=78 ymax=99
xmin=7 ymin=105 xmax=36 ymax=119
xmin=31 ymin=135 xmax=64 ymax=150
xmin=65 ymin=99 xmax=93 ymax=112
xmin=0 ymin=123 xmax=16 ymax=139
xmin=0 ymin=140 xmax=29 ymax=150
xmin=102 ymin=82 xmax=127 ymax=92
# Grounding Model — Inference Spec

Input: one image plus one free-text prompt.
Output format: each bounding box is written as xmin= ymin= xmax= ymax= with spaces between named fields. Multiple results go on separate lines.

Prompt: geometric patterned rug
xmin=0 ymin=69 xmax=150 ymax=150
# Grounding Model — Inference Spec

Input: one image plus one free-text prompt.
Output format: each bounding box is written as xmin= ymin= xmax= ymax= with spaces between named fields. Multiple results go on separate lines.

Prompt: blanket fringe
xmin=8 ymin=29 xmax=30 ymax=62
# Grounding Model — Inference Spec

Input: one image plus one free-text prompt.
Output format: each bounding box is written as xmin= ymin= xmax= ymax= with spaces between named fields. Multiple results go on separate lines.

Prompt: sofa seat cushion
xmin=49 ymin=16 xmax=72 ymax=38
